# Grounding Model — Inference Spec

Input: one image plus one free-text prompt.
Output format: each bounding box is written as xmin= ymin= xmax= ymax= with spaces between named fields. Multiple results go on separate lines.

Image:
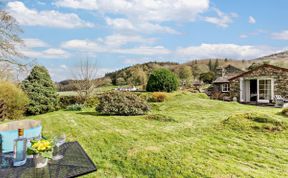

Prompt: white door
xmin=245 ymin=80 xmax=250 ymax=102
xmin=240 ymin=78 xmax=244 ymax=102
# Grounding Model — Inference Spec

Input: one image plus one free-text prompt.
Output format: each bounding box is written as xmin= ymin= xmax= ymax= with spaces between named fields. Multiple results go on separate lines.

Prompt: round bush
xmin=96 ymin=92 xmax=150 ymax=116
xmin=21 ymin=65 xmax=59 ymax=115
xmin=0 ymin=81 xmax=29 ymax=120
xmin=146 ymin=68 xmax=179 ymax=92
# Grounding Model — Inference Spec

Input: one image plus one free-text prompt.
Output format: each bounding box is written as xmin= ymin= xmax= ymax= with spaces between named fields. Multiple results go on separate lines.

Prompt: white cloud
xmin=54 ymin=0 xmax=99 ymax=10
xmin=102 ymin=34 xmax=156 ymax=47
xmin=272 ymin=30 xmax=288 ymax=40
xmin=240 ymin=34 xmax=248 ymax=39
xmin=61 ymin=39 xmax=104 ymax=52
xmin=60 ymin=64 xmax=68 ymax=69
xmin=7 ymin=1 xmax=94 ymax=28
xmin=23 ymin=38 xmax=49 ymax=48
xmin=62 ymin=38 xmax=171 ymax=56
xmin=203 ymin=8 xmax=237 ymax=27
xmin=115 ymin=46 xmax=171 ymax=55
xmin=55 ymin=0 xmax=238 ymax=29
xmin=176 ymin=44 xmax=279 ymax=60
xmin=61 ymin=34 xmax=165 ymax=55
xmin=248 ymin=16 xmax=256 ymax=24
xmin=55 ymin=0 xmax=209 ymax=22
xmin=106 ymin=18 xmax=178 ymax=34
xmin=21 ymin=48 xmax=70 ymax=59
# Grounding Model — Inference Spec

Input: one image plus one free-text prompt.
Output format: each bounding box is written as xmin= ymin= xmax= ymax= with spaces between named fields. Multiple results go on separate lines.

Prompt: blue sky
xmin=3 ymin=0 xmax=288 ymax=81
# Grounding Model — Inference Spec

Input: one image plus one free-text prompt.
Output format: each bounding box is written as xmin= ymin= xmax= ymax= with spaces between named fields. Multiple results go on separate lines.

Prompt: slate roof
xmin=212 ymin=76 xmax=230 ymax=84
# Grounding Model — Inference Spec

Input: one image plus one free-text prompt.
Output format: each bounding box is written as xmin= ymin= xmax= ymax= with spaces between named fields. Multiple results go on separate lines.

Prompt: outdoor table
xmin=0 ymin=141 xmax=97 ymax=178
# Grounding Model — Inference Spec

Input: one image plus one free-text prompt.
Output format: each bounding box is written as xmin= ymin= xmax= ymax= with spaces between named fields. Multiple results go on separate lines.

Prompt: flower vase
xmin=34 ymin=155 xmax=48 ymax=168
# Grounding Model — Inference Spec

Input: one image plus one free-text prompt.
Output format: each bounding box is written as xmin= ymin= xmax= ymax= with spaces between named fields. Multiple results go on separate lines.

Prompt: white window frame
xmin=222 ymin=83 xmax=230 ymax=93
xmin=257 ymin=78 xmax=273 ymax=103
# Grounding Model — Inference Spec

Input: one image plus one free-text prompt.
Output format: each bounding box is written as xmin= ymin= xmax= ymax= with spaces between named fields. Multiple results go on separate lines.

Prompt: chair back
xmin=275 ymin=95 xmax=283 ymax=100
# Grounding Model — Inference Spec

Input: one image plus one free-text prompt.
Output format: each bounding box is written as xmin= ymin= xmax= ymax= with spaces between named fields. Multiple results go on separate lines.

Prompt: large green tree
xmin=21 ymin=65 xmax=59 ymax=115
xmin=146 ymin=68 xmax=179 ymax=92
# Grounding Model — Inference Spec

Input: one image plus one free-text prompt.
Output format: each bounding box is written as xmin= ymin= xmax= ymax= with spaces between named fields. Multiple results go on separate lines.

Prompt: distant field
xmin=26 ymin=92 xmax=288 ymax=177
xmin=58 ymin=85 xmax=119 ymax=96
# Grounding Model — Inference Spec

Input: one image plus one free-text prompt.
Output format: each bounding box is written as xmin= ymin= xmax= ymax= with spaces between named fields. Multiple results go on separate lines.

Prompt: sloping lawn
xmin=28 ymin=93 xmax=288 ymax=177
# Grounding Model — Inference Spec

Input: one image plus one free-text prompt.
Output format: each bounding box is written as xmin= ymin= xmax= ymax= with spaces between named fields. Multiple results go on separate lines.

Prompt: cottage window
xmin=259 ymin=80 xmax=271 ymax=100
xmin=222 ymin=83 xmax=230 ymax=92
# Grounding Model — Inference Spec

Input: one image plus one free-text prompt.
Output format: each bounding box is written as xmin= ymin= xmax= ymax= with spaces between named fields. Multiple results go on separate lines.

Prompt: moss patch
xmin=223 ymin=112 xmax=287 ymax=132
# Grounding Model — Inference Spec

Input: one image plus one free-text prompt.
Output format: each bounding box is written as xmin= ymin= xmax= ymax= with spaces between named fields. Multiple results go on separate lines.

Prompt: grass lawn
xmin=28 ymin=92 xmax=288 ymax=177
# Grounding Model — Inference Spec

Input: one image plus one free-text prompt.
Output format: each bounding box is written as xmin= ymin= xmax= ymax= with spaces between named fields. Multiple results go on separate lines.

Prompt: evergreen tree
xmin=208 ymin=59 xmax=213 ymax=71
xmin=214 ymin=59 xmax=219 ymax=72
xmin=21 ymin=65 xmax=59 ymax=115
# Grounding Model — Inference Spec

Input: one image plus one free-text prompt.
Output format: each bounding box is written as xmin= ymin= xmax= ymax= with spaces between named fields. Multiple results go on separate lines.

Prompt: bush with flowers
xmin=27 ymin=139 xmax=54 ymax=159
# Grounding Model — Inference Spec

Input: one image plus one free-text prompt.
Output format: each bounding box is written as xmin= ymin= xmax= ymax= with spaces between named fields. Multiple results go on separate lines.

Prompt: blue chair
xmin=0 ymin=120 xmax=42 ymax=153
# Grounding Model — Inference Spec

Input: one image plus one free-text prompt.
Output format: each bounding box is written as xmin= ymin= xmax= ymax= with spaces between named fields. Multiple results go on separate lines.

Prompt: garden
xmin=1 ymin=66 xmax=288 ymax=177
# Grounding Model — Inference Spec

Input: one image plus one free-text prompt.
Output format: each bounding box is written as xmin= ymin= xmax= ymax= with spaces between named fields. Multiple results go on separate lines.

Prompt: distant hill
xmin=252 ymin=50 xmax=288 ymax=68
xmin=105 ymin=62 xmax=179 ymax=85
xmin=57 ymin=50 xmax=288 ymax=90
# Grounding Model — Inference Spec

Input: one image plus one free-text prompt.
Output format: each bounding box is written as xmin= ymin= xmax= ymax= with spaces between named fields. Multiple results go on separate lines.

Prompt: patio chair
xmin=0 ymin=120 xmax=42 ymax=153
xmin=274 ymin=95 xmax=288 ymax=108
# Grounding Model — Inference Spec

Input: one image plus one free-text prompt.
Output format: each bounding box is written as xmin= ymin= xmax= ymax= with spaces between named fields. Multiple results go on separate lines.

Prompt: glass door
xmin=258 ymin=79 xmax=271 ymax=102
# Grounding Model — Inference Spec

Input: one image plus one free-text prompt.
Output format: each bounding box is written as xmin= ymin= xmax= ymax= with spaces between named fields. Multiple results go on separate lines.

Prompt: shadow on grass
xmin=276 ymin=112 xmax=288 ymax=117
xmin=76 ymin=112 xmax=99 ymax=116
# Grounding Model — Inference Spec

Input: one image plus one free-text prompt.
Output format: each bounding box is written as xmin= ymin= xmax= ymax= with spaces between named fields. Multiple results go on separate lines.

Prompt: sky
xmin=2 ymin=0 xmax=288 ymax=81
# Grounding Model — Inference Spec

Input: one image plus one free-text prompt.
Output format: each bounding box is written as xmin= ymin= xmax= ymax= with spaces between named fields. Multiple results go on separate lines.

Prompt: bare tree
xmin=0 ymin=62 xmax=13 ymax=81
xmin=73 ymin=59 xmax=102 ymax=102
xmin=0 ymin=10 xmax=32 ymax=81
xmin=0 ymin=10 xmax=23 ymax=65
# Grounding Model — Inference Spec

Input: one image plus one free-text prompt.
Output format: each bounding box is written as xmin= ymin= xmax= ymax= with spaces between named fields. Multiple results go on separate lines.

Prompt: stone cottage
xmin=211 ymin=65 xmax=243 ymax=99
xmin=212 ymin=64 xmax=288 ymax=104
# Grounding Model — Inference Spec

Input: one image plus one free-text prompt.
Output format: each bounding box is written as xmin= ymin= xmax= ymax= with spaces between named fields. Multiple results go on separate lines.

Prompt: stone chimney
xmin=215 ymin=67 xmax=225 ymax=78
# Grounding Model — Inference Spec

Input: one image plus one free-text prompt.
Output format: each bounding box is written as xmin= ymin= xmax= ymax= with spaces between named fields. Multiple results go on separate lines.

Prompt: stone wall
xmin=229 ymin=65 xmax=288 ymax=100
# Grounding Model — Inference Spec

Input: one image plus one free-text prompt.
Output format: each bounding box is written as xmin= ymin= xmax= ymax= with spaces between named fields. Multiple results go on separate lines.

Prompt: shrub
xmin=59 ymin=95 xmax=80 ymax=109
xmin=66 ymin=104 xmax=84 ymax=111
xmin=150 ymin=92 xmax=168 ymax=102
xmin=145 ymin=114 xmax=176 ymax=122
xmin=136 ymin=92 xmax=151 ymax=101
xmin=0 ymin=81 xmax=29 ymax=120
xmin=146 ymin=68 xmax=179 ymax=92
xmin=96 ymin=91 xmax=150 ymax=116
xmin=84 ymin=96 xmax=99 ymax=108
xmin=21 ymin=65 xmax=59 ymax=115
xmin=282 ymin=108 xmax=288 ymax=116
